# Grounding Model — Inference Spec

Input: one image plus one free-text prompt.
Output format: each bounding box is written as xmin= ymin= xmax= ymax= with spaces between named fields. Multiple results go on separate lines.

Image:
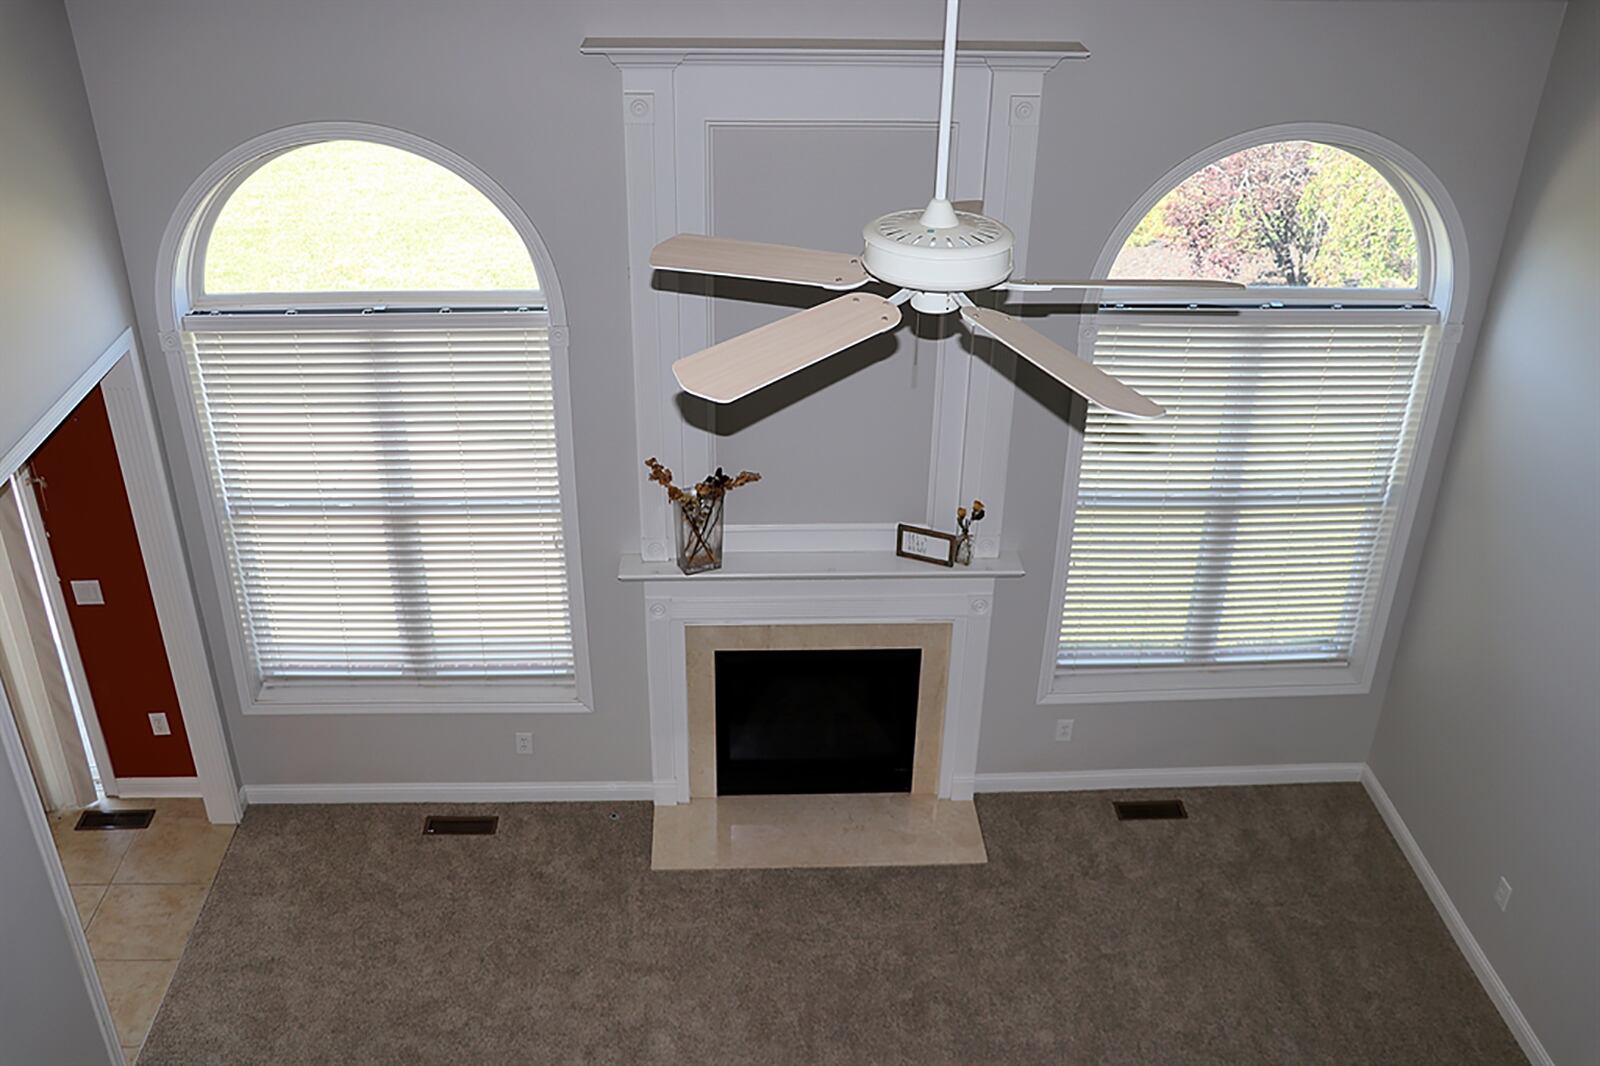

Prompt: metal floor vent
xmin=75 ymin=809 xmax=156 ymax=831
xmin=423 ymin=815 xmax=498 ymax=836
xmin=1113 ymin=799 xmax=1187 ymax=821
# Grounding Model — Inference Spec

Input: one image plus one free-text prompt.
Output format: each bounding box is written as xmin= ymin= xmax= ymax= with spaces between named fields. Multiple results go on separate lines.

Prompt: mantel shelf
xmin=618 ymin=550 xmax=1024 ymax=582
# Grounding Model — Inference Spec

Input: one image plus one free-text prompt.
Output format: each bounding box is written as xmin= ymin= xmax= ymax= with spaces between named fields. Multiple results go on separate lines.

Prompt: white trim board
xmin=966 ymin=763 xmax=1364 ymax=793
xmin=111 ymin=776 xmax=202 ymax=799
xmin=241 ymin=781 xmax=654 ymax=805
xmin=100 ymin=352 xmax=242 ymax=824
xmin=1361 ymin=767 xmax=1553 ymax=1066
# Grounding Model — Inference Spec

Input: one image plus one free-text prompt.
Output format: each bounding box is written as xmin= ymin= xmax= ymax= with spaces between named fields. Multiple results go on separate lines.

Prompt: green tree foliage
xmin=1299 ymin=146 xmax=1419 ymax=288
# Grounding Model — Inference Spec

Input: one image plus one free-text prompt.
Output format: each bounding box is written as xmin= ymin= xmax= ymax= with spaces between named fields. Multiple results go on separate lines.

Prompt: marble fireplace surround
xmin=685 ymin=623 xmax=952 ymax=799
xmin=623 ymin=559 xmax=1021 ymax=806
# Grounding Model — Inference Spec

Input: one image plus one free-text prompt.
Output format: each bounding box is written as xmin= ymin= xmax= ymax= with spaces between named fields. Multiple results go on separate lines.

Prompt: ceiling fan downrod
xmin=919 ymin=0 xmax=961 ymax=230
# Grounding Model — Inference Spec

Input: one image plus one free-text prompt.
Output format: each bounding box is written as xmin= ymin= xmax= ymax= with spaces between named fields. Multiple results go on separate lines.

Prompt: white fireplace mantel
xmin=633 ymin=564 xmax=1022 ymax=806
xmin=618 ymin=549 xmax=1023 ymax=583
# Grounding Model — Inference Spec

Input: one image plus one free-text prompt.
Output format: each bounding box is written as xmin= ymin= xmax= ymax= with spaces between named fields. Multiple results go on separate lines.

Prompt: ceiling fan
xmin=648 ymin=0 xmax=1243 ymax=419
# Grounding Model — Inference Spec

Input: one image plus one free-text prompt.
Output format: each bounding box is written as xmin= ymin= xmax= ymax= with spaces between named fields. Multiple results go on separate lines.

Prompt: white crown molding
xmin=580 ymin=38 xmax=1087 ymax=71
xmin=241 ymin=780 xmax=655 ymax=805
xmin=1361 ymin=767 xmax=1553 ymax=1066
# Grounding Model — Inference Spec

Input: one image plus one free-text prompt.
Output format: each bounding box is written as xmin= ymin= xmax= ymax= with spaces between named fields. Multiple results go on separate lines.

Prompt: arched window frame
xmin=1039 ymin=123 xmax=1470 ymax=704
xmin=155 ymin=122 xmax=591 ymax=715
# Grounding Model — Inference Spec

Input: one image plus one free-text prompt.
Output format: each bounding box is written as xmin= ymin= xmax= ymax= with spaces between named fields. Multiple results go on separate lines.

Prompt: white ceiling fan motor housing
xmin=862 ymin=205 xmax=1015 ymax=313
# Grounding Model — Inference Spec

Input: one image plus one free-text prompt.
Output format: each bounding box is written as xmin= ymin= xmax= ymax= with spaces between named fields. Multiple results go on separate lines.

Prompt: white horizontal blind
xmin=1058 ymin=310 xmax=1437 ymax=672
xmin=182 ymin=314 xmax=574 ymax=688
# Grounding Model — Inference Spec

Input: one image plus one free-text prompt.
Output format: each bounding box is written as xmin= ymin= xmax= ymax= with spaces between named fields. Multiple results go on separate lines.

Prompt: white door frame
xmin=10 ymin=467 xmax=120 ymax=798
xmin=0 ymin=327 xmax=240 ymax=824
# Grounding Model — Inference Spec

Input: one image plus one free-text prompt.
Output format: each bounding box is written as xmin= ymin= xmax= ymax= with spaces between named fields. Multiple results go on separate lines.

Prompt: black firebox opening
xmin=714 ymin=648 xmax=922 ymax=795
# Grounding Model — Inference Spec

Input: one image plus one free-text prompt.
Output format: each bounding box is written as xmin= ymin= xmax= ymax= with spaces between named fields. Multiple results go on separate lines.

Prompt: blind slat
xmin=184 ymin=318 xmax=575 ymax=684
xmin=1058 ymin=313 xmax=1436 ymax=672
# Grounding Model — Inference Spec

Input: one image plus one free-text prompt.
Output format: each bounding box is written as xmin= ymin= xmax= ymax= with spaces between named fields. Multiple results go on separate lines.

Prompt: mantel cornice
xmin=579 ymin=37 xmax=1088 ymax=72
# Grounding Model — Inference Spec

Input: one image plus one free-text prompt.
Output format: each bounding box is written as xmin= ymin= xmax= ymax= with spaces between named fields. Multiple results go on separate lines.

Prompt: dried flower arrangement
xmin=645 ymin=458 xmax=761 ymax=573
xmin=954 ymin=499 xmax=985 ymax=565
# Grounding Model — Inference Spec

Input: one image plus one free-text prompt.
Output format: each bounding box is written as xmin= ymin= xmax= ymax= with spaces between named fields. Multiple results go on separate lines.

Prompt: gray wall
xmin=1368 ymin=2 xmax=1599 ymax=1062
xmin=0 ymin=1 xmax=131 ymax=1060
xmin=0 ymin=0 xmax=136 ymax=459
xmin=0 ymin=719 xmax=115 ymax=1066
xmin=61 ymin=0 xmax=1563 ymax=787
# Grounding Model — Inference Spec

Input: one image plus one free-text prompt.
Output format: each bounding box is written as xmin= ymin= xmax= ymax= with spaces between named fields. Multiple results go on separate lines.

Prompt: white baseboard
xmin=966 ymin=762 xmax=1364 ymax=794
xmin=240 ymin=780 xmax=655 ymax=805
xmin=1361 ymin=767 xmax=1551 ymax=1066
xmin=111 ymin=776 xmax=203 ymax=798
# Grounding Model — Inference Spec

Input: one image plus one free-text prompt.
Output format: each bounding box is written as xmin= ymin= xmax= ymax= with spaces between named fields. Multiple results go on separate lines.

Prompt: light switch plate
xmin=148 ymin=712 xmax=171 ymax=736
xmin=69 ymin=579 xmax=105 ymax=606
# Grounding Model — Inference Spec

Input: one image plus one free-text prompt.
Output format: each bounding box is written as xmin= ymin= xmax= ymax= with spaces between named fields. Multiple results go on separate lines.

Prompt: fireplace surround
xmin=623 ymin=553 xmax=1022 ymax=805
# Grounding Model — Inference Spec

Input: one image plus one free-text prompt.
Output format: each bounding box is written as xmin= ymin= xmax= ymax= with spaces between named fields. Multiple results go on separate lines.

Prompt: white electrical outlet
xmin=514 ymin=731 xmax=534 ymax=755
xmin=148 ymin=712 xmax=171 ymax=736
xmin=1055 ymin=718 xmax=1074 ymax=742
xmin=1494 ymin=876 xmax=1513 ymax=912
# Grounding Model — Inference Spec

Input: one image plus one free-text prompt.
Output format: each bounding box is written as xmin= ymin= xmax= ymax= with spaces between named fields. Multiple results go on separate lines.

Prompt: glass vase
xmin=675 ymin=496 xmax=724 ymax=574
xmin=955 ymin=533 xmax=974 ymax=566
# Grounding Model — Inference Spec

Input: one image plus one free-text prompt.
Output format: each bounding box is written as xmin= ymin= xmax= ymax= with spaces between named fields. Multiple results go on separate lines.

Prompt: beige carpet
xmin=138 ymin=786 xmax=1526 ymax=1065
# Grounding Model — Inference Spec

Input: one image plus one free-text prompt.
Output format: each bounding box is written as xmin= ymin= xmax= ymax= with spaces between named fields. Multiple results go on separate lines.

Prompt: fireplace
xmin=714 ymin=648 xmax=922 ymax=795
xmin=683 ymin=623 xmax=953 ymax=799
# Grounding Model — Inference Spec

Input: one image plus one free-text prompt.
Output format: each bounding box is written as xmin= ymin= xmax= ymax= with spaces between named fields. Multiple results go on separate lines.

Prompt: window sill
xmin=1039 ymin=661 xmax=1371 ymax=704
xmin=242 ymin=681 xmax=590 ymax=716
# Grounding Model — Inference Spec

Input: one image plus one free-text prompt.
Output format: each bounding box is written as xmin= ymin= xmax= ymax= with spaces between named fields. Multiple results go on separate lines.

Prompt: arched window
xmin=200 ymin=140 xmax=538 ymax=296
xmin=1047 ymin=136 xmax=1448 ymax=700
xmin=175 ymin=135 xmax=580 ymax=709
xmin=1109 ymin=141 xmax=1421 ymax=291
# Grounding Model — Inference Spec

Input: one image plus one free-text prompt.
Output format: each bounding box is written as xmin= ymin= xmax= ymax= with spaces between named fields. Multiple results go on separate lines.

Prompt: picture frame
xmin=896 ymin=523 xmax=958 ymax=567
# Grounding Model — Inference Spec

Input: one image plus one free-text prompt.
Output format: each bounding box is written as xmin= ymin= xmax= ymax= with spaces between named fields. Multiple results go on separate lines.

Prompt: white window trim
xmin=1038 ymin=122 xmax=1471 ymax=705
xmin=154 ymin=121 xmax=592 ymax=716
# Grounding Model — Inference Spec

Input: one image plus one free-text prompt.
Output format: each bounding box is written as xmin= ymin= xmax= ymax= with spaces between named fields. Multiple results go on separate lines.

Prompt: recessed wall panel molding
xmin=584 ymin=38 xmax=1084 ymax=558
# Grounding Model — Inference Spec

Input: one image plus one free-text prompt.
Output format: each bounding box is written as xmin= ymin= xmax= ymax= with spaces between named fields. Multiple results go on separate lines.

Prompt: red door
xmin=29 ymin=386 xmax=195 ymax=779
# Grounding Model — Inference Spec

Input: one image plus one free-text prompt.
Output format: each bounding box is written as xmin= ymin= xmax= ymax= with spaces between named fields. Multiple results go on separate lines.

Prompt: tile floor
xmin=48 ymin=797 xmax=234 ymax=1064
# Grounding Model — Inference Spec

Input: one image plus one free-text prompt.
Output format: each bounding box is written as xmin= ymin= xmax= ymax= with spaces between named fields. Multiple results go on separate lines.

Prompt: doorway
xmin=0 ymin=336 xmax=241 ymax=1063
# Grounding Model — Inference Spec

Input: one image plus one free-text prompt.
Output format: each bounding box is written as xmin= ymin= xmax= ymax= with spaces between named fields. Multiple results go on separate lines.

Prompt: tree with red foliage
xmin=1160 ymin=141 xmax=1327 ymax=286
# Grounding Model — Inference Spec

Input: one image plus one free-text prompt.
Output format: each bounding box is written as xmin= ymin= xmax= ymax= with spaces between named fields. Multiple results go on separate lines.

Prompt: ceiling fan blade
xmin=650 ymin=234 xmax=869 ymax=290
xmin=959 ymin=305 xmax=1164 ymax=419
xmin=951 ymin=198 xmax=984 ymax=215
xmin=673 ymin=293 xmax=902 ymax=403
xmin=1001 ymin=278 xmax=1246 ymax=293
